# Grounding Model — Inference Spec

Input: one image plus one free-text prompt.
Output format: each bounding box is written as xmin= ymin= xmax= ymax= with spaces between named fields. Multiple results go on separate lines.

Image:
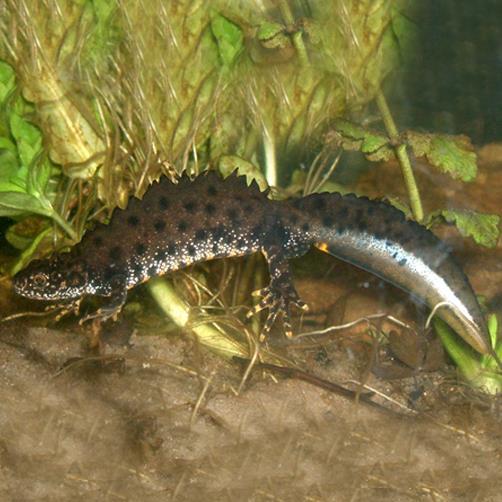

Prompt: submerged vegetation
xmin=0 ymin=1 xmax=500 ymax=391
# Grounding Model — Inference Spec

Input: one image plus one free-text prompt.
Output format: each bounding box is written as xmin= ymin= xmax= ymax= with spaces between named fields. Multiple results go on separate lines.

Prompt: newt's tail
xmin=291 ymin=192 xmax=493 ymax=357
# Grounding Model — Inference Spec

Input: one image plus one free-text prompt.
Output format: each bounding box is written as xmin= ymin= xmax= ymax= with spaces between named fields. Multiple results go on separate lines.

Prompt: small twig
xmin=190 ymin=371 xmax=214 ymax=426
xmin=234 ymin=357 xmax=402 ymax=415
xmin=1 ymin=303 xmax=75 ymax=323
xmin=312 ymin=150 xmax=342 ymax=194
xmin=425 ymin=301 xmax=456 ymax=330
xmin=344 ymin=380 xmax=417 ymax=415
xmin=237 ymin=339 xmax=261 ymax=395
xmin=296 ymin=312 xmax=411 ymax=338
xmin=303 ymin=150 xmax=324 ymax=195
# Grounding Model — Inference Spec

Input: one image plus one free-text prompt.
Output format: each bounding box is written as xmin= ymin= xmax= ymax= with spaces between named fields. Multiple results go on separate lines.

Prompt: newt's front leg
xmin=248 ymin=246 xmax=308 ymax=340
xmin=80 ymin=274 xmax=128 ymax=325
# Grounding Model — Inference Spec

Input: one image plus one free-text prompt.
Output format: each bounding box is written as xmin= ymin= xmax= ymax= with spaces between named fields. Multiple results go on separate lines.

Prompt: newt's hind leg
xmin=247 ymin=246 xmax=308 ymax=340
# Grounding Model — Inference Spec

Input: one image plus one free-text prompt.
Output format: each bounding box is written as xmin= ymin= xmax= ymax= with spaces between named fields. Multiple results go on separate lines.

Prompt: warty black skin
xmin=13 ymin=171 xmax=493 ymax=356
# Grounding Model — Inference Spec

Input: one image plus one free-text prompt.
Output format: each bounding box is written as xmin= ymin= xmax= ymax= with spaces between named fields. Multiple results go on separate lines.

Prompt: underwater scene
xmin=0 ymin=1 xmax=501 ymax=499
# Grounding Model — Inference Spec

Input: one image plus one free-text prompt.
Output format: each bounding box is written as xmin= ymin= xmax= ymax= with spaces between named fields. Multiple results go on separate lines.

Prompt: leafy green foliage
xmin=434 ymin=316 xmax=502 ymax=394
xmin=0 ymin=61 xmax=15 ymax=103
xmin=210 ymin=14 xmax=244 ymax=67
xmin=9 ymin=113 xmax=42 ymax=171
xmin=487 ymin=314 xmax=498 ymax=353
xmin=9 ymin=227 xmax=53 ymax=276
xmin=81 ymin=0 xmax=120 ymax=65
xmin=256 ymin=21 xmax=290 ymax=49
xmin=0 ymin=61 xmax=75 ymax=243
xmin=331 ymin=120 xmax=478 ymax=183
xmin=406 ymin=132 xmax=477 ymax=181
xmin=217 ymin=155 xmax=268 ymax=192
xmin=330 ymin=118 xmax=500 ymax=251
xmin=1 ymin=0 xmax=415 ymax=220
xmin=329 ymin=119 xmax=393 ymax=162
xmin=440 ymin=209 xmax=500 ymax=248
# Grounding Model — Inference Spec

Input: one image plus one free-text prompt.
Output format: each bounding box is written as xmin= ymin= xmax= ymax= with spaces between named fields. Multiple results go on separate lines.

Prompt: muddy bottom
xmin=1 ymin=271 xmax=502 ymax=501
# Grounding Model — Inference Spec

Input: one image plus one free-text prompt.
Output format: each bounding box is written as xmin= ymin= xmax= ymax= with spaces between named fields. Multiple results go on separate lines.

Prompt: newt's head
xmin=13 ymin=254 xmax=91 ymax=301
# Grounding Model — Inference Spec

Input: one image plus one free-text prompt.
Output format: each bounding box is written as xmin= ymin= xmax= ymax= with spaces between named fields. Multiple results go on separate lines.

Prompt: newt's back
xmin=13 ymin=172 xmax=272 ymax=299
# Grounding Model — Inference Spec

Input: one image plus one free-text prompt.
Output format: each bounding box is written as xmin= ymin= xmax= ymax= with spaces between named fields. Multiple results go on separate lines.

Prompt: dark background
xmin=394 ymin=0 xmax=502 ymax=144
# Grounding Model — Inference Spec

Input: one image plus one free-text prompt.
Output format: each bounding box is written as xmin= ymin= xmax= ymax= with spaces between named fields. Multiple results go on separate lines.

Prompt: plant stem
xmin=433 ymin=318 xmax=502 ymax=394
xmin=263 ymin=124 xmax=277 ymax=187
xmin=375 ymin=90 xmax=424 ymax=222
xmin=147 ymin=277 xmax=249 ymax=358
xmin=147 ymin=277 xmax=289 ymax=367
xmin=278 ymin=0 xmax=309 ymax=65
xmin=51 ymin=210 xmax=78 ymax=241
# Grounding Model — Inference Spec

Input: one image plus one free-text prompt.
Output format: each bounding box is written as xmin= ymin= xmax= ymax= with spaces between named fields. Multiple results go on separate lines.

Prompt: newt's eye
xmin=33 ymin=273 xmax=48 ymax=288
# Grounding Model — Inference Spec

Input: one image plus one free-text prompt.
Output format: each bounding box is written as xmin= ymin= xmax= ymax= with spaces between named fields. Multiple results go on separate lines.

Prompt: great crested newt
xmin=12 ymin=170 xmax=494 ymax=356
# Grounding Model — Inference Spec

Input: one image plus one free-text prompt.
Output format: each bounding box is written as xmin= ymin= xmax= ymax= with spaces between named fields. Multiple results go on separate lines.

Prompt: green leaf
xmin=362 ymin=136 xmax=393 ymax=162
xmin=9 ymin=112 xmax=43 ymax=167
xmin=210 ymin=14 xmax=244 ymax=66
xmin=0 ymin=191 xmax=52 ymax=218
xmin=0 ymin=136 xmax=17 ymax=153
xmin=429 ymin=136 xmax=477 ymax=181
xmin=332 ymin=119 xmax=367 ymax=141
xmin=407 ymin=131 xmax=477 ymax=181
xmin=0 ymin=61 xmax=16 ymax=103
xmin=257 ymin=21 xmax=284 ymax=42
xmin=217 ymin=155 xmax=268 ymax=192
xmin=433 ymin=318 xmax=480 ymax=379
xmin=0 ymin=178 xmax=26 ymax=194
xmin=9 ymin=227 xmax=53 ymax=276
xmin=441 ymin=209 xmax=500 ymax=248
xmin=0 ymin=143 xmax=25 ymax=192
xmin=390 ymin=3 xmax=419 ymax=63
xmin=479 ymin=314 xmax=502 ymax=374
xmin=434 ymin=317 xmax=502 ymax=394
xmin=0 ymin=187 xmax=75 ymax=239
xmin=0 ymin=119 xmax=47 ymax=195
xmin=92 ymin=0 xmax=117 ymax=23
xmin=330 ymin=119 xmax=393 ymax=161
xmin=0 ymin=154 xmax=29 ymax=193
xmin=81 ymin=0 xmax=121 ymax=66
xmin=487 ymin=314 xmax=498 ymax=351
xmin=257 ymin=21 xmax=290 ymax=49
xmin=405 ymin=130 xmax=430 ymax=157
xmin=27 ymin=158 xmax=53 ymax=198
